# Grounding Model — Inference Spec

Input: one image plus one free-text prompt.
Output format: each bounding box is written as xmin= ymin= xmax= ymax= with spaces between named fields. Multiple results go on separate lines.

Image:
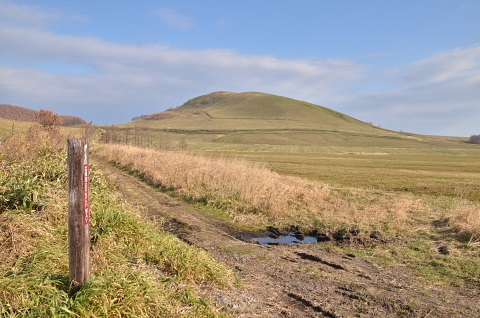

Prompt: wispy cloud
xmin=339 ymin=45 xmax=480 ymax=135
xmin=0 ymin=23 xmax=365 ymax=123
xmin=1 ymin=1 xmax=478 ymax=135
xmin=402 ymin=46 xmax=480 ymax=85
xmin=0 ymin=0 xmax=59 ymax=27
xmin=149 ymin=8 xmax=193 ymax=31
xmin=0 ymin=0 xmax=92 ymax=26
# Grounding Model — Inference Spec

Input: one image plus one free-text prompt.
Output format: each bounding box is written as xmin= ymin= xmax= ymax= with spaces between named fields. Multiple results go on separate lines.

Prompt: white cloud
xmin=339 ymin=45 xmax=480 ymax=135
xmin=0 ymin=23 xmax=365 ymax=123
xmin=149 ymin=8 xmax=193 ymax=31
xmin=402 ymin=46 xmax=480 ymax=86
xmin=2 ymin=2 xmax=477 ymax=136
xmin=0 ymin=0 xmax=59 ymax=27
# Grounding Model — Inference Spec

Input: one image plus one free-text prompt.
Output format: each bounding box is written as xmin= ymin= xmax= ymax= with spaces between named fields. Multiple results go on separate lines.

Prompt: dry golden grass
xmin=98 ymin=144 xmax=330 ymax=219
xmin=97 ymin=144 xmax=480 ymax=241
xmin=91 ymin=142 xmax=480 ymax=293
xmin=322 ymin=188 xmax=421 ymax=229
xmin=97 ymin=144 xmax=437 ymax=235
xmin=449 ymin=200 xmax=480 ymax=245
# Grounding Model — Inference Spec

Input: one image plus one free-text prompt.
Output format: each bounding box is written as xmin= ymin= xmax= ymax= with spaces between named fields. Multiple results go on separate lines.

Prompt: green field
xmin=0 ymin=118 xmax=86 ymax=141
xmin=201 ymin=148 xmax=480 ymax=202
xmin=0 ymin=118 xmax=31 ymax=138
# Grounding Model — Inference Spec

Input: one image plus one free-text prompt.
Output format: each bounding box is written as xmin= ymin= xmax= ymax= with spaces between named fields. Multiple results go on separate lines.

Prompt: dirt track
xmin=95 ymin=159 xmax=480 ymax=318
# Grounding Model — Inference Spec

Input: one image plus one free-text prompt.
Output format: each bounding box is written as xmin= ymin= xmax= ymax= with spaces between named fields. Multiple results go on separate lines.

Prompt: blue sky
xmin=1 ymin=0 xmax=479 ymax=136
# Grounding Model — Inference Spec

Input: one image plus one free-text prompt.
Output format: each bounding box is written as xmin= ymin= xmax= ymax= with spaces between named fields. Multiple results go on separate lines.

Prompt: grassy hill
xmin=130 ymin=91 xmax=388 ymax=132
xmin=121 ymin=91 xmax=469 ymax=150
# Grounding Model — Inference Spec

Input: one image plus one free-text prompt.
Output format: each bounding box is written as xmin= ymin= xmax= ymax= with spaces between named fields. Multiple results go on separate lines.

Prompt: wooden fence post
xmin=68 ymin=139 xmax=90 ymax=294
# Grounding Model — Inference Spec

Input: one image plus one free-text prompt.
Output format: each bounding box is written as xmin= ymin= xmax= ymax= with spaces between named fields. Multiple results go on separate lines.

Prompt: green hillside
xmin=121 ymin=91 xmax=469 ymax=150
xmin=130 ymin=91 xmax=385 ymax=132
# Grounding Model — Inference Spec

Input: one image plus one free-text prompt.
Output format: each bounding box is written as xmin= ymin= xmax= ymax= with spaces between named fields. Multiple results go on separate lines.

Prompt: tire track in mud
xmin=94 ymin=158 xmax=480 ymax=318
xmin=93 ymin=159 xmax=302 ymax=317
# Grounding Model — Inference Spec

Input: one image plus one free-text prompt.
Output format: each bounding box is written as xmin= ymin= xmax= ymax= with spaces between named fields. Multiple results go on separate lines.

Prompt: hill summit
xmin=134 ymin=91 xmax=379 ymax=134
xmin=123 ymin=91 xmax=468 ymax=149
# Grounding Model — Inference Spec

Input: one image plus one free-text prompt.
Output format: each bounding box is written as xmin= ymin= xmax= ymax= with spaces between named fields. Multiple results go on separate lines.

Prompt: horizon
xmin=1 ymin=0 xmax=479 ymax=136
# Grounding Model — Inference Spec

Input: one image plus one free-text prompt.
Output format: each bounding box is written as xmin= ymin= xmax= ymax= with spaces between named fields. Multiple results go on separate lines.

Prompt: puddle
xmin=237 ymin=226 xmax=325 ymax=245
xmin=251 ymin=235 xmax=318 ymax=245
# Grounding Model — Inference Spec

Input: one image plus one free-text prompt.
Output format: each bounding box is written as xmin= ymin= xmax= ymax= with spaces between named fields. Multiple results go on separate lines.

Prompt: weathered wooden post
xmin=67 ymin=139 xmax=90 ymax=294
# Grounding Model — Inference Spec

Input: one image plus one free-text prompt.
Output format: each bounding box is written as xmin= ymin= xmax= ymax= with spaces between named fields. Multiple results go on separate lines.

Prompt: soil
xmin=94 ymin=159 xmax=480 ymax=318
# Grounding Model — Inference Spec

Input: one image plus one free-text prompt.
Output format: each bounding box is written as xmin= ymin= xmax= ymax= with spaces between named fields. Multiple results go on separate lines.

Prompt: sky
xmin=0 ymin=0 xmax=479 ymax=136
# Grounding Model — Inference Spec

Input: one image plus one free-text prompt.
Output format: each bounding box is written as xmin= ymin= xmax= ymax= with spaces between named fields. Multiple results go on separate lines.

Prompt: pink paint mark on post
xmin=83 ymin=164 xmax=90 ymax=225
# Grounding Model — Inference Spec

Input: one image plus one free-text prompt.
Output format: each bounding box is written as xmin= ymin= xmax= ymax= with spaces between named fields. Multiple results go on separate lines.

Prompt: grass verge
xmin=1 ymin=127 xmax=236 ymax=317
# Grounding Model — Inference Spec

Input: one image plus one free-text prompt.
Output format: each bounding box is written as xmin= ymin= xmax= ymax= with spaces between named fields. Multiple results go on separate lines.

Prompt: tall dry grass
xmin=449 ymin=200 xmax=480 ymax=244
xmin=98 ymin=144 xmax=330 ymax=220
xmin=97 ymin=144 xmax=435 ymax=234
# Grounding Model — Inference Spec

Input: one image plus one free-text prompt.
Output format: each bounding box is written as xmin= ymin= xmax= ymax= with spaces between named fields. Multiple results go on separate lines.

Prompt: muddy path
xmin=94 ymin=159 xmax=479 ymax=318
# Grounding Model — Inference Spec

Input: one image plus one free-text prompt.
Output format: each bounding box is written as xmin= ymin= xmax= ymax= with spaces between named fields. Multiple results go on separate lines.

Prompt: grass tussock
xmin=322 ymin=188 xmax=422 ymax=230
xmin=1 ymin=128 xmax=235 ymax=317
xmin=449 ymin=200 xmax=480 ymax=245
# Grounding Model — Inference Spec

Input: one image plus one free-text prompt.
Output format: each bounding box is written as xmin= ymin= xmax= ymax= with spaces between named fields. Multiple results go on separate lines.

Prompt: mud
xmin=95 ymin=158 xmax=480 ymax=318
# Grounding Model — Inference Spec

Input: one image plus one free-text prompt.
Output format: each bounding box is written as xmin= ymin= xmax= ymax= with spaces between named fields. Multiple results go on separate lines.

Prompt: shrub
xmin=36 ymin=109 xmax=63 ymax=133
xmin=0 ymin=125 xmax=66 ymax=212
xmin=468 ymin=134 xmax=480 ymax=144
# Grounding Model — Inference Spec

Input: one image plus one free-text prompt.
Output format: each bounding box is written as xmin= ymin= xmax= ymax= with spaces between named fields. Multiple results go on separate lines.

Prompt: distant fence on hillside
xmin=98 ymin=126 xmax=187 ymax=150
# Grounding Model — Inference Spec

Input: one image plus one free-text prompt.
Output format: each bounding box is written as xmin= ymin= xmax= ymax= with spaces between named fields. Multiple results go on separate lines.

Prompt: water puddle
xmin=237 ymin=226 xmax=325 ymax=245
xmin=239 ymin=225 xmax=376 ymax=246
xmin=251 ymin=235 xmax=318 ymax=245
